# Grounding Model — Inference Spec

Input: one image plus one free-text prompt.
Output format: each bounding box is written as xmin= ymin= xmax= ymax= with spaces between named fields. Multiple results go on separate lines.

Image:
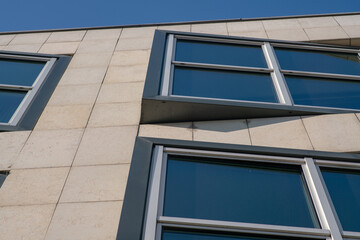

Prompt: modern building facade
xmin=0 ymin=12 xmax=359 ymax=240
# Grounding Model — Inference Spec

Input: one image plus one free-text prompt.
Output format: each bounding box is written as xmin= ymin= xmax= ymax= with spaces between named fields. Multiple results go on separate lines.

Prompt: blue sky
xmin=1 ymin=0 xmax=360 ymax=32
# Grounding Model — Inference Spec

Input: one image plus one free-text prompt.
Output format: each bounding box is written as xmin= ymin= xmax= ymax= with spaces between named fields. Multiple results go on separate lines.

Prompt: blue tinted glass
xmin=163 ymin=157 xmax=319 ymax=228
xmin=175 ymin=40 xmax=267 ymax=68
xmin=0 ymin=173 xmax=7 ymax=188
xmin=286 ymin=76 xmax=360 ymax=109
xmin=0 ymin=90 xmax=26 ymax=123
xmin=0 ymin=58 xmax=45 ymax=86
xmin=322 ymin=168 xmax=360 ymax=232
xmin=275 ymin=48 xmax=360 ymax=76
xmin=173 ymin=67 xmax=278 ymax=103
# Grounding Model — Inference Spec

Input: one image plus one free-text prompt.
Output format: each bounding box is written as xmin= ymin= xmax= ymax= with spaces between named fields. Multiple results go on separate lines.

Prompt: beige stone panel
xmin=13 ymin=129 xmax=83 ymax=169
xmin=77 ymin=39 xmax=117 ymax=53
xmin=298 ymin=17 xmax=339 ymax=28
xmin=58 ymin=67 xmax=107 ymax=85
xmin=120 ymin=26 xmax=157 ymax=39
xmin=35 ymin=105 xmax=92 ymax=130
xmin=110 ymin=50 xmax=151 ymax=66
xmin=0 ymin=204 xmax=55 ymax=240
xmin=313 ymin=39 xmax=351 ymax=46
xmin=267 ymin=29 xmax=309 ymax=41
xmin=47 ymin=84 xmax=100 ymax=106
xmin=4 ymin=44 xmax=42 ymax=53
xmin=302 ymin=114 xmax=360 ymax=152
xmin=191 ymin=23 xmax=228 ymax=35
xmin=248 ymin=116 xmax=313 ymax=150
xmin=352 ymin=38 xmax=360 ymax=47
xmin=88 ymin=102 xmax=141 ymax=127
xmin=9 ymin=32 xmax=50 ymax=45
xmin=356 ymin=113 xmax=360 ymax=122
xmin=97 ymin=82 xmax=144 ymax=103
xmin=0 ymin=167 xmax=69 ymax=206
xmin=38 ymin=42 xmax=80 ymax=54
xmin=158 ymin=24 xmax=191 ymax=31
xmin=139 ymin=122 xmax=192 ymax=140
xmin=115 ymin=37 xmax=153 ymax=51
xmin=47 ymin=30 xmax=86 ymax=43
xmin=228 ymin=31 xmax=268 ymax=39
xmin=74 ymin=126 xmax=137 ymax=166
xmin=0 ymin=34 xmax=15 ymax=45
xmin=341 ymin=25 xmax=360 ymax=38
xmin=262 ymin=19 xmax=302 ymax=30
xmin=304 ymin=26 xmax=349 ymax=40
xmin=194 ymin=120 xmax=251 ymax=145
xmin=335 ymin=14 xmax=360 ymax=26
xmin=0 ymin=131 xmax=30 ymax=170
xmin=83 ymin=28 xmax=122 ymax=41
xmin=0 ymin=46 xmax=5 ymax=50
xmin=45 ymin=201 xmax=122 ymax=240
xmin=60 ymin=165 xmax=129 ymax=202
xmin=104 ymin=64 xmax=148 ymax=83
xmin=68 ymin=53 xmax=112 ymax=68
xmin=227 ymin=21 xmax=265 ymax=33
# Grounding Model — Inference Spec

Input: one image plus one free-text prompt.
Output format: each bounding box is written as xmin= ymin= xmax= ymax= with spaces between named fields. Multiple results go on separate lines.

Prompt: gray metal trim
xmin=175 ymin=35 xmax=265 ymax=46
xmin=282 ymin=70 xmax=360 ymax=81
xmin=160 ymin=35 xmax=174 ymax=96
xmin=0 ymin=84 xmax=32 ymax=91
xmin=173 ymin=61 xmax=272 ymax=73
xmin=271 ymin=43 xmax=360 ymax=54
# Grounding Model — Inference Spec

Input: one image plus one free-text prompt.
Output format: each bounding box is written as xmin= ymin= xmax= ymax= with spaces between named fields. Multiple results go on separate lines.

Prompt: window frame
xmin=0 ymin=50 xmax=71 ymax=131
xmin=116 ymin=137 xmax=360 ymax=240
xmin=142 ymin=30 xmax=360 ymax=124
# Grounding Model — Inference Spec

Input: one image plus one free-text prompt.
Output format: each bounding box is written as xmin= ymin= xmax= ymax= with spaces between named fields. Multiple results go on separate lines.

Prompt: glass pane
xmin=0 ymin=58 xmax=45 ymax=86
xmin=275 ymin=47 xmax=360 ymax=76
xmin=0 ymin=172 xmax=7 ymax=188
xmin=173 ymin=67 xmax=278 ymax=103
xmin=322 ymin=168 xmax=360 ymax=232
xmin=163 ymin=156 xmax=319 ymax=228
xmin=175 ymin=40 xmax=267 ymax=68
xmin=0 ymin=90 xmax=26 ymax=123
xmin=286 ymin=75 xmax=360 ymax=110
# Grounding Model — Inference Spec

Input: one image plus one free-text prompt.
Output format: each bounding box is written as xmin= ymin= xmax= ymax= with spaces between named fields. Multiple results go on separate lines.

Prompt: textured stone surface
xmin=304 ymin=26 xmax=349 ymax=40
xmin=47 ymin=30 xmax=86 ymax=43
xmin=39 ymin=42 xmax=80 ymax=54
xmin=115 ymin=37 xmax=153 ymax=51
xmin=69 ymin=53 xmax=113 ymax=68
xmin=58 ymin=67 xmax=107 ymax=86
xmin=191 ymin=23 xmax=228 ymax=35
xmin=120 ymin=26 xmax=157 ymax=39
xmin=4 ymin=44 xmax=42 ymax=53
xmin=298 ymin=17 xmax=339 ymax=28
xmin=266 ymin=29 xmax=309 ymax=41
xmin=77 ymin=39 xmax=117 ymax=53
xmin=96 ymin=82 xmax=144 ymax=103
xmin=0 ymin=34 xmax=15 ymax=45
xmin=158 ymin=24 xmax=191 ymax=31
xmin=9 ymin=33 xmax=50 ymax=45
xmin=110 ymin=50 xmax=151 ymax=66
xmin=47 ymin=84 xmax=100 ymax=106
xmin=83 ymin=29 xmax=121 ymax=41
xmin=104 ymin=64 xmax=148 ymax=83
xmin=139 ymin=122 xmax=193 ymax=140
xmin=0 ymin=131 xmax=30 ymax=170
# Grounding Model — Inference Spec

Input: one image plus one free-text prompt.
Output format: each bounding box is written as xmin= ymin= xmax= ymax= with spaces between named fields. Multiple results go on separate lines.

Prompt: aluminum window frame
xmin=0 ymin=50 xmax=71 ymax=131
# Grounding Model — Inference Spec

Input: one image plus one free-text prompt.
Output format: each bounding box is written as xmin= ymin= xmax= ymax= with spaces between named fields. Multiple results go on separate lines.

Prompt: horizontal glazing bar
xmin=271 ymin=43 xmax=360 ymax=54
xmin=342 ymin=231 xmax=360 ymax=239
xmin=158 ymin=216 xmax=331 ymax=237
xmin=315 ymin=160 xmax=360 ymax=170
xmin=0 ymin=84 xmax=32 ymax=91
xmin=282 ymin=70 xmax=360 ymax=81
xmin=164 ymin=147 xmax=305 ymax=164
xmin=175 ymin=35 xmax=265 ymax=46
xmin=0 ymin=53 xmax=51 ymax=62
xmin=173 ymin=61 xmax=272 ymax=73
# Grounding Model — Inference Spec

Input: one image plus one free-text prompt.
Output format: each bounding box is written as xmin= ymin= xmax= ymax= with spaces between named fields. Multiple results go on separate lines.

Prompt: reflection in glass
xmin=0 ymin=90 xmax=26 ymax=123
xmin=173 ymin=67 xmax=278 ymax=103
xmin=322 ymin=168 xmax=360 ymax=232
xmin=0 ymin=58 xmax=45 ymax=86
xmin=175 ymin=40 xmax=267 ymax=68
xmin=163 ymin=156 xmax=319 ymax=228
xmin=0 ymin=172 xmax=8 ymax=188
xmin=275 ymin=47 xmax=360 ymax=76
xmin=286 ymin=75 xmax=360 ymax=110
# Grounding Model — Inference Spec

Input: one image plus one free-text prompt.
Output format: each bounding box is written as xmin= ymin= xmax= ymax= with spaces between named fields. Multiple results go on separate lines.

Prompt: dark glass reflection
xmin=286 ymin=75 xmax=360 ymax=110
xmin=0 ymin=172 xmax=8 ymax=188
xmin=322 ymin=168 xmax=360 ymax=232
xmin=0 ymin=90 xmax=26 ymax=123
xmin=163 ymin=156 xmax=319 ymax=228
xmin=0 ymin=58 xmax=45 ymax=86
xmin=175 ymin=40 xmax=267 ymax=68
xmin=275 ymin=47 xmax=360 ymax=76
xmin=173 ymin=67 xmax=278 ymax=103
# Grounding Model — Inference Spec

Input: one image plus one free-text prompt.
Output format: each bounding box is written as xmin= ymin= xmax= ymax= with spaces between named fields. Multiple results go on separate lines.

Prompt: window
xmin=117 ymin=137 xmax=360 ymax=240
xmin=142 ymin=31 xmax=360 ymax=123
xmin=0 ymin=52 xmax=71 ymax=131
xmin=0 ymin=171 xmax=9 ymax=188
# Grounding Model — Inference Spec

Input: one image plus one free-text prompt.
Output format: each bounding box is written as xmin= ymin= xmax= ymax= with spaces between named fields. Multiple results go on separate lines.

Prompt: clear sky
xmin=1 ymin=0 xmax=360 ymax=32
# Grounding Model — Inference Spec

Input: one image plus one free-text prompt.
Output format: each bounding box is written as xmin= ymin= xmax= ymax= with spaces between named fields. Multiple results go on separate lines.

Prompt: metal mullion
xmin=158 ymin=216 xmax=331 ymax=238
xmin=160 ymin=34 xmax=175 ymax=96
xmin=271 ymin=43 xmax=360 ymax=54
xmin=302 ymin=158 xmax=343 ymax=240
xmin=262 ymin=42 xmax=293 ymax=105
xmin=174 ymin=35 xmax=265 ymax=46
xmin=172 ymin=61 xmax=272 ymax=73
xmin=282 ymin=70 xmax=360 ymax=82
xmin=0 ymin=84 xmax=32 ymax=91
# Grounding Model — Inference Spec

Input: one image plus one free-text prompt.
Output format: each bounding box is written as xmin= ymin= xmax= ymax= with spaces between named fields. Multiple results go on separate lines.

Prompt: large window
xmin=117 ymin=138 xmax=360 ymax=240
xmin=141 ymin=31 xmax=360 ymax=123
xmin=0 ymin=52 xmax=70 ymax=131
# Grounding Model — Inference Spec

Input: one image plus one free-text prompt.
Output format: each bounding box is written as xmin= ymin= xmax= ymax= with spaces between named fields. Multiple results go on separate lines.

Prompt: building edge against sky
xmin=0 ymin=12 xmax=359 ymax=240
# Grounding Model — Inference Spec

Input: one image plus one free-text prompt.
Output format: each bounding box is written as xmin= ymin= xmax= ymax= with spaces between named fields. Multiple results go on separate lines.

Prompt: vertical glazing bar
xmin=143 ymin=146 xmax=164 ymax=240
xmin=262 ymin=42 xmax=293 ymax=105
xmin=302 ymin=157 xmax=343 ymax=240
xmin=160 ymin=34 xmax=175 ymax=96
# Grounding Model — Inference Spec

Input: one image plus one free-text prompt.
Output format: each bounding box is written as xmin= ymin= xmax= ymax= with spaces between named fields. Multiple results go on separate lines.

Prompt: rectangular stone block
xmin=0 ymin=167 xmax=69 ymax=206
xmin=335 ymin=14 xmax=360 ymax=26
xmin=120 ymin=26 xmax=157 ymax=39
xmin=158 ymin=24 xmax=191 ymax=31
xmin=193 ymin=120 xmax=251 ymax=145
xmin=9 ymin=32 xmax=50 ymax=45
xmin=0 ymin=34 xmax=15 ymax=45
xmin=59 ymin=67 xmax=107 ymax=86
xmin=298 ymin=17 xmax=339 ymax=28
xmin=47 ymin=30 xmax=86 ymax=43
xmin=104 ymin=64 xmax=148 ymax=83
xmin=262 ymin=19 xmax=302 ymax=31
xmin=4 ymin=44 xmax=42 ymax=53
xmin=13 ymin=129 xmax=83 ymax=169
xmin=68 ymin=53 xmax=113 ymax=68
xmin=139 ymin=122 xmax=192 ymax=140
xmin=47 ymin=84 xmax=100 ymax=106
xmin=341 ymin=25 xmax=360 ymax=38
xmin=0 ymin=131 xmax=30 ymax=170
xmin=267 ymin=29 xmax=309 ymax=41
xmin=304 ymin=26 xmax=349 ymax=40
xmin=74 ymin=126 xmax=137 ymax=166
xmin=115 ymin=37 xmax=153 ymax=51
xmin=227 ymin=31 xmax=268 ymax=39
xmin=191 ymin=23 xmax=228 ymax=35
xmin=96 ymin=82 xmax=144 ymax=103
xmin=39 ymin=42 xmax=80 ymax=54
xmin=110 ymin=50 xmax=150 ymax=66
xmin=83 ymin=28 xmax=121 ymax=41
xmin=227 ymin=21 xmax=265 ymax=33
xmin=77 ymin=39 xmax=117 ymax=53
